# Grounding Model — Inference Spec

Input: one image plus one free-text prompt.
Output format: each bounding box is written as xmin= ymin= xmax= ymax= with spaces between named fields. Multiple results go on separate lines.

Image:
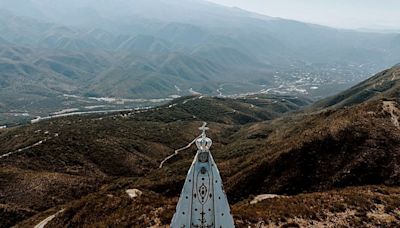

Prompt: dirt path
xmin=250 ymin=194 xmax=286 ymax=204
xmin=159 ymin=134 xmax=201 ymax=168
xmin=159 ymin=122 xmax=208 ymax=168
xmin=0 ymin=138 xmax=49 ymax=159
xmin=34 ymin=209 xmax=64 ymax=228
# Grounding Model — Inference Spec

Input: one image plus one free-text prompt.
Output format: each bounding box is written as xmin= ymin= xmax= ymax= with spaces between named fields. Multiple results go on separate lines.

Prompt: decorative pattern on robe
xmin=171 ymin=125 xmax=235 ymax=228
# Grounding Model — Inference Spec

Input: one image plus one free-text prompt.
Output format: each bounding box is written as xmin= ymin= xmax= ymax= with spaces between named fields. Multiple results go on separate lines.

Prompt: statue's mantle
xmin=170 ymin=124 xmax=235 ymax=228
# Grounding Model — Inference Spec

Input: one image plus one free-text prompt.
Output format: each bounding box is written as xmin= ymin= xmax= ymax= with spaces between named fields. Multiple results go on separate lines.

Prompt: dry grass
xmin=233 ymin=186 xmax=400 ymax=227
xmin=1 ymin=95 xmax=400 ymax=227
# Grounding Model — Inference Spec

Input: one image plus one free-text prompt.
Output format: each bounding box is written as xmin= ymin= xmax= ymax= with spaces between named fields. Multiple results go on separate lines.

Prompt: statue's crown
xmin=196 ymin=122 xmax=212 ymax=151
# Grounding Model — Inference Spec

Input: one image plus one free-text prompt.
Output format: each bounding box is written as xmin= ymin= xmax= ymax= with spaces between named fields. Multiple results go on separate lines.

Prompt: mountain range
xmin=0 ymin=0 xmax=400 ymax=126
xmin=1 ymin=64 xmax=400 ymax=227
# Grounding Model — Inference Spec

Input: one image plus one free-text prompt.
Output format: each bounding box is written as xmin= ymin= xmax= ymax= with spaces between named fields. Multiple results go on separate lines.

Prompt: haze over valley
xmin=1 ymin=0 xmax=399 ymax=125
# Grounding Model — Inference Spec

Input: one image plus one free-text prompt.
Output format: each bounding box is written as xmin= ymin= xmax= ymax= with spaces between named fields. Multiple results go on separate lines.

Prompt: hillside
xmin=0 ymin=94 xmax=312 ymax=227
xmin=314 ymin=64 xmax=400 ymax=109
xmin=13 ymin=186 xmax=400 ymax=228
xmin=1 ymin=63 xmax=400 ymax=227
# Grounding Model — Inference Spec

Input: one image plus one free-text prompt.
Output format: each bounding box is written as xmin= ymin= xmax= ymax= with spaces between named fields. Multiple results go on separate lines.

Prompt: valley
xmin=1 ymin=0 xmax=400 ymax=127
xmin=0 ymin=60 xmax=379 ymax=126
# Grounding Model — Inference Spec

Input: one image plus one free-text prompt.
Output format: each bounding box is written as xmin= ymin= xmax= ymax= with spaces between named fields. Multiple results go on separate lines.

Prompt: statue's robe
xmin=170 ymin=149 xmax=234 ymax=228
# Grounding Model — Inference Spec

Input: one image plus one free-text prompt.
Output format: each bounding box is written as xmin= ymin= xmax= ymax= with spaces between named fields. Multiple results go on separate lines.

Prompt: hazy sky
xmin=208 ymin=0 xmax=400 ymax=30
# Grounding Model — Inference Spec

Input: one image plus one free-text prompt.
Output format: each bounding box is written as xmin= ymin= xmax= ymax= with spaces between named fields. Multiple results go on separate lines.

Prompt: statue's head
xmin=196 ymin=135 xmax=212 ymax=151
xmin=196 ymin=122 xmax=212 ymax=151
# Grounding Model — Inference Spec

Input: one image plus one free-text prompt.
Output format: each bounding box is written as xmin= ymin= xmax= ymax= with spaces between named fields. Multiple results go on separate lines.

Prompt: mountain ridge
xmin=313 ymin=64 xmax=400 ymax=109
xmin=0 ymin=1 xmax=400 ymax=125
